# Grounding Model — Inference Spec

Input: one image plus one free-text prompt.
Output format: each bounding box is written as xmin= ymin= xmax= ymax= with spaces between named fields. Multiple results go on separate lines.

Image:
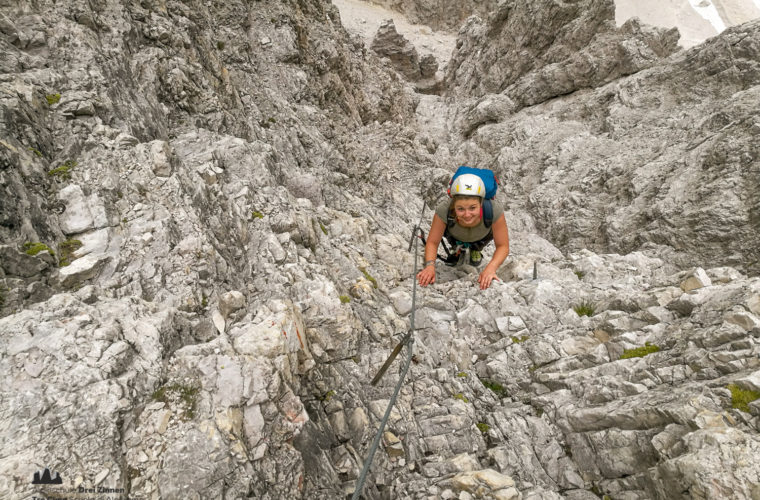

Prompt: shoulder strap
xmin=446 ymin=201 xmax=455 ymax=228
xmin=482 ymin=199 xmax=493 ymax=229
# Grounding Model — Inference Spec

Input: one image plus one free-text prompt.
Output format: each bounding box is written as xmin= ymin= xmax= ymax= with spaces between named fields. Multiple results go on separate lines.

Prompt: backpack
xmin=446 ymin=166 xmax=499 ymax=229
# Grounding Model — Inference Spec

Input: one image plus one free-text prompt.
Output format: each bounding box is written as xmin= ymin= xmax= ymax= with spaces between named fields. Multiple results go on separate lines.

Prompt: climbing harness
xmin=409 ymin=194 xmax=460 ymax=265
xmin=410 ymin=192 xmax=495 ymax=266
xmin=352 ymin=219 xmax=425 ymax=499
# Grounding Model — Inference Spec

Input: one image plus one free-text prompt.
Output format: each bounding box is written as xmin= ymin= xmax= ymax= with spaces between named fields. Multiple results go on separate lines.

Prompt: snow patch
xmin=688 ymin=0 xmax=728 ymax=32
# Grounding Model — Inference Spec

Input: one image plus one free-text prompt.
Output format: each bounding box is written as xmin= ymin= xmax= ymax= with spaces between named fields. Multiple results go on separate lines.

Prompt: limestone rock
xmin=57 ymin=185 xmax=108 ymax=236
xmin=680 ymin=267 xmax=712 ymax=292
xmin=2 ymin=0 xmax=760 ymax=499
xmin=365 ymin=0 xmax=499 ymax=31
xmin=0 ymin=245 xmax=52 ymax=277
xmin=219 ymin=290 xmax=245 ymax=319
xmin=371 ymin=19 xmax=423 ymax=80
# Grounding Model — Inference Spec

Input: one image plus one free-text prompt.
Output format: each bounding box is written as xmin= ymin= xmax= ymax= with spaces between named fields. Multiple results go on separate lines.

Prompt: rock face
xmin=2 ymin=0 xmax=760 ymax=500
xmin=368 ymin=0 xmax=760 ymax=47
xmin=371 ymin=19 xmax=428 ymax=80
xmin=444 ymin=0 xmax=760 ymax=275
xmin=367 ymin=0 xmax=499 ymax=31
xmin=445 ymin=0 xmax=681 ymax=103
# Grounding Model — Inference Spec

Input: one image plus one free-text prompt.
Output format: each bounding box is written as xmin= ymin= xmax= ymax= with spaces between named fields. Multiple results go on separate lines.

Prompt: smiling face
xmin=452 ymin=196 xmax=482 ymax=227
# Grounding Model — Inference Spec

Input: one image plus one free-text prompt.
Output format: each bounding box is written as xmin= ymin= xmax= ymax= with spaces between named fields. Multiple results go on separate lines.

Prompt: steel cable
xmin=351 ymin=225 xmax=424 ymax=500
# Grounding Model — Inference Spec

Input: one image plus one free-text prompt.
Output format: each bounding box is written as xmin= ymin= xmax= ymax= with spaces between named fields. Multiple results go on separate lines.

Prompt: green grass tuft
xmin=480 ymin=378 xmax=507 ymax=398
xmin=620 ymin=342 xmax=660 ymax=360
xmin=339 ymin=295 xmax=351 ymax=304
xmin=511 ymin=335 xmax=529 ymax=343
xmin=319 ymin=390 xmax=336 ymax=402
xmin=456 ymin=371 xmax=468 ymax=378
xmin=46 ymin=93 xmax=61 ymax=105
xmin=573 ymin=300 xmax=595 ymax=317
xmin=152 ymin=383 xmax=200 ymax=421
xmin=47 ymin=160 xmax=76 ymax=180
xmin=23 ymin=242 xmax=54 ymax=256
xmin=58 ymin=239 xmax=82 ymax=267
xmin=453 ymin=393 xmax=469 ymax=403
xmin=476 ymin=422 xmax=490 ymax=434
xmin=360 ymin=267 xmax=378 ymax=289
xmin=728 ymin=383 xmax=760 ymax=413
xmin=251 ymin=210 xmax=264 ymax=219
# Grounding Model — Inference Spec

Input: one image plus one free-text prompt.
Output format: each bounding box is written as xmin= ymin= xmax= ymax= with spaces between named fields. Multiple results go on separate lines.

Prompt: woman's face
xmin=453 ymin=198 xmax=481 ymax=227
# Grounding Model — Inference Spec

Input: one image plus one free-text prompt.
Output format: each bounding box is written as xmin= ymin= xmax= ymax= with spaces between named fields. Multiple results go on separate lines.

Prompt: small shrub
xmin=728 ymin=383 xmax=760 ymax=413
xmin=339 ymin=295 xmax=351 ymax=304
xmin=476 ymin=422 xmax=490 ymax=434
xmin=23 ymin=242 xmax=54 ymax=256
xmin=573 ymin=300 xmax=595 ymax=317
xmin=360 ymin=267 xmax=378 ymax=289
xmin=128 ymin=466 xmax=141 ymax=480
xmin=620 ymin=342 xmax=660 ymax=360
xmin=58 ymin=239 xmax=82 ymax=267
xmin=320 ymin=390 xmax=336 ymax=402
xmin=511 ymin=335 xmax=529 ymax=343
xmin=46 ymin=93 xmax=61 ymax=105
xmin=216 ymin=40 xmax=225 ymax=50
xmin=480 ymin=379 xmax=507 ymax=398
xmin=453 ymin=393 xmax=469 ymax=403
xmin=47 ymin=160 xmax=76 ymax=180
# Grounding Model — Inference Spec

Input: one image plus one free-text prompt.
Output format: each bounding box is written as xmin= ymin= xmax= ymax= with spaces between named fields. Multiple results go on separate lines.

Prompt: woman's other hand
xmin=478 ymin=266 xmax=499 ymax=290
xmin=417 ymin=265 xmax=436 ymax=287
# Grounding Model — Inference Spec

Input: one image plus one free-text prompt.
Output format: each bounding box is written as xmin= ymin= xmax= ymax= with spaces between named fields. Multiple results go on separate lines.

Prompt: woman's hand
xmin=478 ymin=266 xmax=499 ymax=290
xmin=417 ymin=265 xmax=436 ymax=287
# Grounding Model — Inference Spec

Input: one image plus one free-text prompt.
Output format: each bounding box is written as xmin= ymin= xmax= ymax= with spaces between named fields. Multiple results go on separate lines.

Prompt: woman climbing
xmin=416 ymin=171 xmax=509 ymax=290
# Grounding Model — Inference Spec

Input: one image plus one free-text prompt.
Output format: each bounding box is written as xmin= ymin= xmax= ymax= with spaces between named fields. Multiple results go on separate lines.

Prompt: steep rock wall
xmin=366 ymin=0 xmax=498 ymax=31
xmin=1 ymin=1 xmax=759 ymax=500
xmin=443 ymin=0 xmax=760 ymax=273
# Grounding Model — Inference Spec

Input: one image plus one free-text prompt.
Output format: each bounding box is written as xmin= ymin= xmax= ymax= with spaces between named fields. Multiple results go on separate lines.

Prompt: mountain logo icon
xmin=32 ymin=467 xmax=63 ymax=485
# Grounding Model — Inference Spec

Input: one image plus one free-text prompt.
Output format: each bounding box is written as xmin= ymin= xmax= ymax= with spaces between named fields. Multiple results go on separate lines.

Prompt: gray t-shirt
xmin=435 ymin=199 xmax=504 ymax=242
